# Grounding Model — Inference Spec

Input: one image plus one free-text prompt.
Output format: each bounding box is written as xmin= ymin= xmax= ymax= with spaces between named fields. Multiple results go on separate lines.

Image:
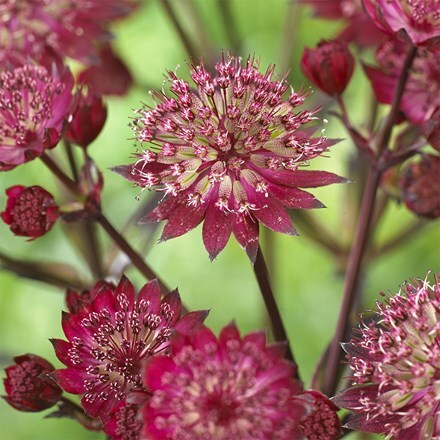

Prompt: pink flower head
xmin=333 ymin=274 xmax=440 ymax=439
xmin=299 ymin=390 xmax=341 ymax=440
xmin=365 ymin=39 xmax=440 ymax=125
xmin=64 ymin=88 xmax=107 ymax=148
xmin=363 ymin=0 xmax=440 ymax=46
xmin=116 ymin=55 xmax=346 ymax=262
xmin=142 ymin=323 xmax=309 ymax=440
xmin=399 ymin=154 xmax=440 ymax=218
xmin=0 ymin=63 xmax=74 ymax=171
xmin=299 ymin=0 xmax=386 ymax=47
xmin=301 ymin=40 xmax=355 ymax=96
xmin=1 ymin=185 xmax=59 ymax=238
xmin=3 ymin=354 xmax=62 ymax=412
xmin=0 ymin=0 xmax=136 ymax=63
xmin=51 ymin=276 xmax=208 ymax=420
xmin=104 ymin=400 xmax=143 ymax=440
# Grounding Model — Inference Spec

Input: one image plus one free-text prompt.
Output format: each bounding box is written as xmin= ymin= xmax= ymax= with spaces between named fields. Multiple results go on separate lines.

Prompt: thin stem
xmin=56 ymin=397 xmax=102 ymax=431
xmin=253 ymin=246 xmax=297 ymax=373
xmin=96 ymin=214 xmax=170 ymax=294
xmin=217 ymin=0 xmax=240 ymax=54
xmin=277 ymin=0 xmax=300 ymax=76
xmin=63 ymin=140 xmax=79 ymax=182
xmin=159 ymin=0 xmax=198 ymax=61
xmin=40 ymin=154 xmax=80 ymax=195
xmin=323 ymin=45 xmax=418 ymax=395
xmin=83 ymin=221 xmax=104 ymax=278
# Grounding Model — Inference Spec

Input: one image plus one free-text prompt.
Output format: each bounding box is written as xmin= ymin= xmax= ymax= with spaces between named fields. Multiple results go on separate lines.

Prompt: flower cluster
xmin=51 ymin=276 xmax=207 ymax=420
xmin=333 ymin=275 xmax=440 ymax=439
xmin=117 ymin=55 xmax=345 ymax=261
xmin=142 ymin=323 xmax=309 ymax=439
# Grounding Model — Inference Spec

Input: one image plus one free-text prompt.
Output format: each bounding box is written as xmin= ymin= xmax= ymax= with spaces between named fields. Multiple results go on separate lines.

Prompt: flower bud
xmin=3 ymin=354 xmax=62 ymax=412
xmin=399 ymin=154 xmax=440 ymax=218
xmin=1 ymin=186 xmax=59 ymax=239
xmin=65 ymin=89 xmax=107 ymax=148
xmin=301 ymin=40 xmax=354 ymax=96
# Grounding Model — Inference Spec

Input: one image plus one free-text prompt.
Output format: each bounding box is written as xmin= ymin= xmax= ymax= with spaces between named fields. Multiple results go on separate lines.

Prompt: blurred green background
xmin=1 ymin=0 xmax=439 ymax=439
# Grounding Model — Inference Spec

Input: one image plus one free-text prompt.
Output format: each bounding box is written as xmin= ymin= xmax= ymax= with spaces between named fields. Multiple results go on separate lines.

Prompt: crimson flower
xmin=0 ymin=63 xmax=74 ymax=171
xmin=299 ymin=0 xmax=386 ymax=47
xmin=301 ymin=40 xmax=355 ymax=96
xmin=0 ymin=0 xmax=136 ymax=63
xmin=399 ymin=154 xmax=440 ymax=218
xmin=363 ymin=0 xmax=440 ymax=46
xmin=365 ymin=39 xmax=440 ymax=126
xmin=142 ymin=323 xmax=309 ymax=440
xmin=1 ymin=185 xmax=59 ymax=238
xmin=3 ymin=354 xmax=62 ymax=412
xmin=298 ymin=390 xmax=341 ymax=440
xmin=51 ymin=276 xmax=207 ymax=420
xmin=333 ymin=274 xmax=440 ymax=439
xmin=116 ymin=55 xmax=346 ymax=261
xmin=64 ymin=88 xmax=107 ymax=148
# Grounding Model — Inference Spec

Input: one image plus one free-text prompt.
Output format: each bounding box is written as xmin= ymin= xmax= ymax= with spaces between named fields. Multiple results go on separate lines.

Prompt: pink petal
xmin=364 ymin=64 xmax=396 ymax=104
xmin=331 ymin=384 xmax=380 ymax=410
xmin=115 ymin=275 xmax=135 ymax=310
xmin=50 ymin=339 xmax=76 ymax=367
xmin=138 ymin=279 xmax=161 ymax=313
xmin=269 ymin=184 xmax=325 ymax=209
xmin=161 ymin=290 xmax=182 ymax=326
xmin=233 ymin=213 xmax=259 ymax=263
xmin=143 ymin=356 xmax=176 ymax=391
xmin=139 ymin=196 xmax=177 ymax=223
xmin=173 ymin=310 xmax=209 ymax=335
xmin=218 ymin=322 xmax=240 ymax=345
xmin=51 ymin=368 xmax=87 ymax=394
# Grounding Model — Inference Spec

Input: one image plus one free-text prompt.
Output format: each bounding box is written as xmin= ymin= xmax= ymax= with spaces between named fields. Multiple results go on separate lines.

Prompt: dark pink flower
xmin=0 ymin=64 xmax=74 ymax=170
xmin=299 ymin=390 xmax=341 ymax=440
xmin=103 ymin=401 xmax=143 ymax=440
xmin=365 ymin=39 xmax=440 ymax=125
xmin=0 ymin=0 xmax=136 ymax=63
xmin=66 ymin=281 xmax=115 ymax=314
xmin=1 ymin=185 xmax=59 ymax=238
xmin=64 ymin=88 xmax=107 ymax=148
xmin=78 ymin=45 xmax=134 ymax=96
xmin=116 ymin=55 xmax=346 ymax=261
xmin=300 ymin=0 xmax=386 ymax=47
xmin=399 ymin=154 xmax=440 ymax=218
xmin=142 ymin=323 xmax=309 ymax=440
xmin=332 ymin=274 xmax=440 ymax=439
xmin=3 ymin=354 xmax=62 ymax=412
xmin=51 ymin=276 xmax=207 ymax=420
xmin=301 ymin=40 xmax=355 ymax=96
xmin=363 ymin=0 xmax=440 ymax=46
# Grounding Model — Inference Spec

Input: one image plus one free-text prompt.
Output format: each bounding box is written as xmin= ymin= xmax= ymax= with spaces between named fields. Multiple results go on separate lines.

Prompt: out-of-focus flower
xmin=365 ymin=39 xmax=440 ymax=126
xmin=51 ymin=276 xmax=207 ymax=420
xmin=3 ymin=354 xmax=62 ymax=412
xmin=299 ymin=0 xmax=386 ymax=47
xmin=116 ymin=55 xmax=346 ymax=262
xmin=78 ymin=45 xmax=134 ymax=96
xmin=64 ymin=89 xmax=107 ymax=148
xmin=424 ymin=107 xmax=440 ymax=151
xmin=1 ymin=185 xmax=60 ymax=238
xmin=399 ymin=154 xmax=440 ymax=218
xmin=332 ymin=274 xmax=440 ymax=439
xmin=142 ymin=323 xmax=308 ymax=440
xmin=363 ymin=0 xmax=440 ymax=46
xmin=299 ymin=390 xmax=341 ymax=440
xmin=66 ymin=280 xmax=115 ymax=313
xmin=301 ymin=40 xmax=355 ymax=96
xmin=104 ymin=401 xmax=143 ymax=440
xmin=0 ymin=0 xmax=136 ymax=63
xmin=0 ymin=64 xmax=74 ymax=171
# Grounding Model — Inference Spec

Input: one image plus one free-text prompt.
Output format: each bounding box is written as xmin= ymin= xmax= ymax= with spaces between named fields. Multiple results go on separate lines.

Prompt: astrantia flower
xmin=301 ymin=40 xmax=355 ymax=96
xmin=363 ymin=0 xmax=440 ymax=46
xmin=51 ymin=276 xmax=207 ymax=420
xmin=116 ymin=55 xmax=346 ymax=261
xmin=299 ymin=0 xmax=386 ymax=47
xmin=365 ymin=39 xmax=440 ymax=125
xmin=142 ymin=323 xmax=309 ymax=440
xmin=399 ymin=154 xmax=440 ymax=218
xmin=0 ymin=0 xmax=136 ymax=63
xmin=299 ymin=390 xmax=341 ymax=440
xmin=0 ymin=64 xmax=74 ymax=170
xmin=333 ymin=274 xmax=440 ymax=439
xmin=3 ymin=354 xmax=62 ymax=412
xmin=1 ymin=185 xmax=59 ymax=238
